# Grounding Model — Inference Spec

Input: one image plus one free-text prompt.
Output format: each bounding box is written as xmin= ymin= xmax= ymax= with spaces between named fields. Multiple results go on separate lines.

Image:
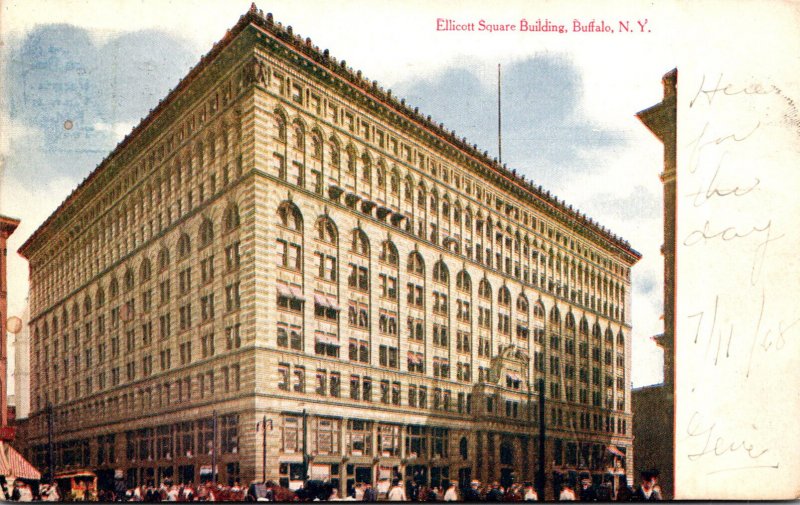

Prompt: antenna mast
xmin=498 ymin=63 xmax=502 ymax=164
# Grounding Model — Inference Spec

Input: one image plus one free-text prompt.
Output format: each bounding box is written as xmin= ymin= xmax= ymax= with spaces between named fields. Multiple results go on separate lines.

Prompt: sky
xmin=0 ymin=0 xmax=674 ymax=389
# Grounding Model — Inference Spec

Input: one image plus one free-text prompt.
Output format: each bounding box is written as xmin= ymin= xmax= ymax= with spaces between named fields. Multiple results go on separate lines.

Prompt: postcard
xmin=0 ymin=0 xmax=797 ymax=500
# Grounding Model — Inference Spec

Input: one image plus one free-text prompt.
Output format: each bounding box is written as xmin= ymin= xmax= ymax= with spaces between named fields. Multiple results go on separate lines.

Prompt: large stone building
xmin=18 ymin=5 xmax=639 ymax=497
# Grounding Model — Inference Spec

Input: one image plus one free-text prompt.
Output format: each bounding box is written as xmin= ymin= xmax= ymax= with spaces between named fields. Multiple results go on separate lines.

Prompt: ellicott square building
xmin=18 ymin=5 xmax=639 ymax=497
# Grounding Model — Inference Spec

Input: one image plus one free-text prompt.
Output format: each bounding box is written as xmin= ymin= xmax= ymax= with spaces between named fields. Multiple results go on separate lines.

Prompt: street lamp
xmin=256 ymin=416 xmax=273 ymax=483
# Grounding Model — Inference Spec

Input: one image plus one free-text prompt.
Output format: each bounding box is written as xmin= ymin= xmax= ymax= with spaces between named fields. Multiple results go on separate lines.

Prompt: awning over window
xmin=278 ymin=284 xmax=304 ymax=300
xmin=0 ymin=442 xmax=41 ymax=480
xmin=313 ymin=293 xmax=340 ymax=310
xmin=407 ymin=352 xmax=422 ymax=364
xmin=506 ymin=371 xmax=522 ymax=382
xmin=314 ymin=333 xmax=340 ymax=346
xmin=606 ymin=445 xmax=626 ymax=457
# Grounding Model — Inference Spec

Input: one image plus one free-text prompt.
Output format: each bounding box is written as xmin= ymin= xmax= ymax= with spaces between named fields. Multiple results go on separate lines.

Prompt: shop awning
xmin=0 ymin=442 xmax=41 ymax=480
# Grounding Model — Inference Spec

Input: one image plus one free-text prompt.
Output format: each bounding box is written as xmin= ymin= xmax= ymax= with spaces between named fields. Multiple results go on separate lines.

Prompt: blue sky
xmin=1 ymin=1 xmax=668 ymax=388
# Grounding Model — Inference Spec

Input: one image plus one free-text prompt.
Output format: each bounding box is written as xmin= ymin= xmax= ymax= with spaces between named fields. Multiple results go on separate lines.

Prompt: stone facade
xmin=18 ymin=6 xmax=639 ymax=498
xmin=633 ymin=68 xmax=677 ymax=499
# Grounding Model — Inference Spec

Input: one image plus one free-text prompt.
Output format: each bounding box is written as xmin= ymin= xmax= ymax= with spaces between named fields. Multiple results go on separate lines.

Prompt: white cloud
xmin=93 ymin=121 xmax=137 ymax=141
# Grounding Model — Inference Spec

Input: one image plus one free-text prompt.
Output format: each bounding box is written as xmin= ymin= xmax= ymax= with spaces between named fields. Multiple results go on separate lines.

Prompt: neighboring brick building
xmin=633 ymin=68 xmax=677 ymax=500
xmin=18 ymin=6 xmax=639 ymax=497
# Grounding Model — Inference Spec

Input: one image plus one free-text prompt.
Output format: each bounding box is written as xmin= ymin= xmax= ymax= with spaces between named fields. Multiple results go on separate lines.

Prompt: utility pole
xmin=256 ymin=416 xmax=273 ymax=483
xmin=498 ymin=63 xmax=502 ymax=164
xmin=47 ymin=402 xmax=54 ymax=484
xmin=301 ymin=409 xmax=308 ymax=486
xmin=211 ymin=410 xmax=218 ymax=483
xmin=537 ymin=379 xmax=546 ymax=500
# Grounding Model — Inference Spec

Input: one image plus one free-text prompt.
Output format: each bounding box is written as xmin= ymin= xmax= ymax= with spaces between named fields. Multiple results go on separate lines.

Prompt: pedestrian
xmin=559 ymin=482 xmax=576 ymax=501
xmin=387 ymin=479 xmax=407 ymax=501
xmin=353 ymin=482 xmax=364 ymax=501
xmin=616 ymin=481 xmax=634 ymax=502
xmin=464 ymin=480 xmax=481 ymax=502
xmin=443 ymin=482 xmax=458 ymax=501
xmin=523 ymin=483 xmax=538 ymax=501
xmin=484 ymin=481 xmax=502 ymax=502
xmin=406 ymin=480 xmax=419 ymax=501
xmin=632 ymin=470 xmax=662 ymax=501
xmin=363 ymin=482 xmax=378 ymax=502
xmin=578 ymin=479 xmax=597 ymax=501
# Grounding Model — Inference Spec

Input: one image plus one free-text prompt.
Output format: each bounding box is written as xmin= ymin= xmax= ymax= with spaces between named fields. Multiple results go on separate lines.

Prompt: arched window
xmin=315 ymin=217 xmax=338 ymax=244
xmin=498 ymin=286 xmax=511 ymax=306
xmin=479 ymin=278 xmax=492 ymax=299
xmin=158 ymin=247 xmax=170 ymax=270
xmin=361 ymin=154 xmax=371 ymax=183
xmin=433 ymin=260 xmax=449 ymax=283
xmin=178 ymin=233 xmax=192 ymax=258
xmin=224 ymin=204 xmax=241 ymax=231
xmin=605 ymin=327 xmax=614 ymax=343
xmin=517 ymin=294 xmax=529 ymax=313
xmin=310 ymin=131 xmax=322 ymax=159
xmin=199 ymin=218 xmax=214 ymax=247
xmin=417 ymin=186 xmax=426 ymax=207
xmin=278 ymin=202 xmax=303 ymax=232
xmin=96 ymin=287 xmax=105 ymax=308
xmin=430 ymin=190 xmax=438 ymax=214
xmin=617 ymin=330 xmax=625 ymax=345
xmin=72 ymin=302 xmax=80 ymax=322
xmin=329 ymin=139 xmax=341 ymax=168
xmin=124 ymin=268 xmax=135 ymax=291
xmin=345 ymin=147 xmax=357 ymax=174
xmin=109 ymin=278 xmax=119 ymax=298
xmin=456 ymin=270 xmax=472 ymax=291
xmin=380 ymin=241 xmax=398 ymax=266
xmin=549 ymin=306 xmax=561 ymax=325
xmin=579 ymin=317 xmax=590 ymax=337
xmin=500 ymin=441 xmax=514 ymax=465
xmin=403 ymin=177 xmax=413 ymax=202
xmin=293 ymin=123 xmax=305 ymax=150
xmin=565 ymin=313 xmax=576 ymax=333
xmin=83 ymin=295 xmax=92 ymax=316
xmin=274 ymin=112 xmax=287 ymax=142
xmin=533 ymin=302 xmax=545 ymax=319
xmin=140 ymin=258 xmax=152 ymax=283
xmin=376 ymin=163 xmax=385 ymax=188
xmin=407 ymin=251 xmax=425 ymax=275
xmin=351 ymin=229 xmax=370 ymax=256
xmin=390 ymin=169 xmax=400 ymax=195
xmin=441 ymin=195 xmax=450 ymax=218
xmin=592 ymin=322 xmax=602 ymax=339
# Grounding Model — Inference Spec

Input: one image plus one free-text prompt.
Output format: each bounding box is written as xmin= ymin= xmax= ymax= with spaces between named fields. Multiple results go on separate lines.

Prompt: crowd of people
xmin=0 ymin=470 xmax=663 ymax=502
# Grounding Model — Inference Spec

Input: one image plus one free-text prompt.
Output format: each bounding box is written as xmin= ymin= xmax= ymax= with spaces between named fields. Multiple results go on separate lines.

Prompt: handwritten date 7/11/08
xmin=688 ymin=291 xmax=798 ymax=382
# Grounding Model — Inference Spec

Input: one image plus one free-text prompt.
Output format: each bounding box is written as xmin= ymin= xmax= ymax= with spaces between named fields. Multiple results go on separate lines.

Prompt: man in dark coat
xmin=578 ymin=479 xmax=597 ymax=501
xmin=632 ymin=470 xmax=662 ymax=501
xmin=464 ymin=481 xmax=482 ymax=502
xmin=363 ymin=482 xmax=378 ymax=502
xmin=486 ymin=481 xmax=504 ymax=501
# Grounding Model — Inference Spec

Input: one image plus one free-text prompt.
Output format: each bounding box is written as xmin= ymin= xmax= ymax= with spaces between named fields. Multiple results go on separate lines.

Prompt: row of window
xmin=275 ymin=362 xmax=624 ymax=413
